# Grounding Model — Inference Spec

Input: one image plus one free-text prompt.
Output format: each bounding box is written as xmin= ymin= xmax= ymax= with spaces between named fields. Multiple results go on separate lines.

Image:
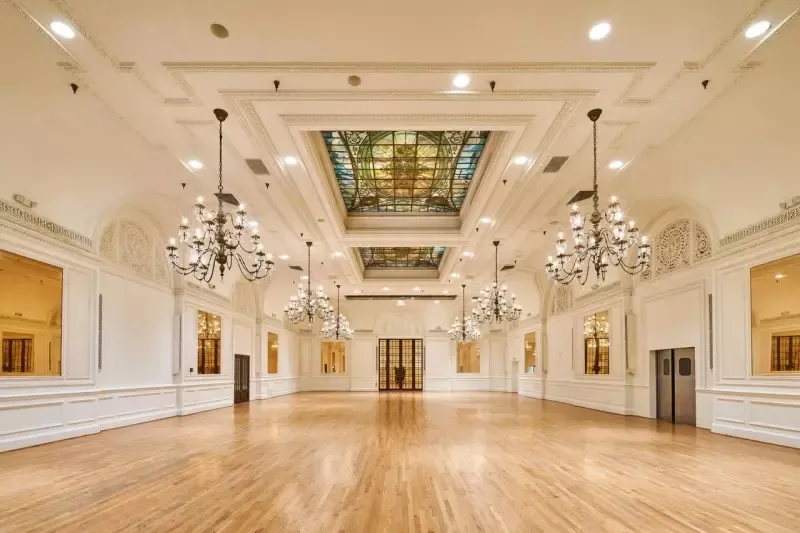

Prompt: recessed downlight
xmin=452 ymin=73 xmax=470 ymax=88
xmin=434 ymin=300 xmax=440 ymax=304
xmin=480 ymin=216 xmax=492 ymax=224
xmin=50 ymin=21 xmax=76 ymax=39
xmin=450 ymin=273 xmax=460 ymax=279
xmin=187 ymin=159 xmax=204 ymax=170
xmin=397 ymin=300 xmax=406 ymax=306
xmin=412 ymin=286 xmax=422 ymax=292
xmin=300 ymin=275 xmax=309 ymax=280
xmin=589 ymin=21 xmax=611 ymax=41
xmin=745 ymin=20 xmax=771 ymax=39
xmin=513 ymin=156 xmax=529 ymax=166
xmin=278 ymin=254 xmax=289 ymax=260
xmin=608 ymin=160 xmax=625 ymax=170
xmin=462 ymin=251 xmax=475 ymax=258
xmin=283 ymin=156 xmax=298 ymax=166
xmin=382 ymin=286 xmax=391 ymax=291
xmin=775 ymin=273 xmax=787 ymax=280
xmin=331 ymin=251 xmax=344 ymax=258
xmin=442 ymin=289 xmax=449 ymax=295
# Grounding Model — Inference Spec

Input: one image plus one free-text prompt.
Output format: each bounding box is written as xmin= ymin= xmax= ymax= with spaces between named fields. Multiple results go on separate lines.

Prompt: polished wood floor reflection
xmin=1 ymin=393 xmax=800 ymax=533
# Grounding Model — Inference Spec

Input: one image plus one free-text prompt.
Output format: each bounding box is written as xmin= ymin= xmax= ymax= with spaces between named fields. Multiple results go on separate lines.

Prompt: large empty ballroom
xmin=1 ymin=1 xmax=800 ymax=532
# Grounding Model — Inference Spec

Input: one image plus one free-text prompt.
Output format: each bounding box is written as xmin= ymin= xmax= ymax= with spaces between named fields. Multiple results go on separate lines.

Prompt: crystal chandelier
xmin=584 ymin=313 xmax=609 ymax=338
xmin=473 ymin=241 xmax=522 ymax=324
xmin=284 ymin=241 xmax=330 ymax=325
xmin=448 ymin=284 xmax=481 ymax=342
xmin=545 ymin=108 xmax=651 ymax=285
xmin=321 ymin=284 xmax=354 ymax=340
xmin=166 ymin=109 xmax=274 ymax=284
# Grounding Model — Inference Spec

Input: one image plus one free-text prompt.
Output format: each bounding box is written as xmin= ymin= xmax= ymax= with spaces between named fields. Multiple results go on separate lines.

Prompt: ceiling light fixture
xmin=452 ymin=73 xmax=471 ymax=88
xmin=589 ymin=21 xmax=611 ymax=41
xmin=473 ymin=241 xmax=522 ymax=324
xmin=382 ymin=286 xmax=391 ymax=291
xmin=608 ymin=160 xmax=624 ymax=170
xmin=775 ymin=273 xmax=787 ymax=280
xmin=397 ymin=300 xmax=406 ymax=307
xmin=166 ymin=109 xmax=274 ymax=283
xmin=187 ymin=159 xmax=204 ymax=170
xmin=480 ymin=216 xmax=493 ymax=224
xmin=278 ymin=254 xmax=289 ymax=260
xmin=545 ymin=109 xmax=651 ymax=285
xmin=462 ymin=251 xmax=475 ymax=258
xmin=450 ymin=273 xmax=460 ymax=279
xmin=321 ymin=284 xmax=354 ymax=340
xmin=442 ymin=290 xmax=449 ymax=295
xmin=745 ymin=20 xmax=771 ymax=39
xmin=448 ymin=285 xmax=481 ymax=342
xmin=513 ymin=156 xmax=529 ymax=166
xmin=434 ymin=300 xmax=440 ymax=304
xmin=284 ymin=242 xmax=330 ymax=325
xmin=50 ymin=21 xmax=76 ymax=39
xmin=412 ymin=286 xmax=422 ymax=292
xmin=331 ymin=251 xmax=344 ymax=258
xmin=283 ymin=156 xmax=298 ymax=166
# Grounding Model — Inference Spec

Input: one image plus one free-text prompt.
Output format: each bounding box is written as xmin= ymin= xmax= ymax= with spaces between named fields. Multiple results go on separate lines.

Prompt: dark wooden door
xmin=234 ymin=354 xmax=250 ymax=403
xmin=378 ymin=339 xmax=423 ymax=391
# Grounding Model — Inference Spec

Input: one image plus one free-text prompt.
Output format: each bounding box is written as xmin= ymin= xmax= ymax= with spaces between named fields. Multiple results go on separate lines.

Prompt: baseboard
xmin=713 ymin=422 xmax=800 ymax=449
xmin=518 ymin=390 xmax=543 ymax=399
xmin=544 ymin=394 xmax=627 ymax=415
xmin=98 ymin=408 xmax=178 ymax=431
xmin=0 ymin=423 xmax=100 ymax=453
xmin=179 ymin=399 xmax=232 ymax=416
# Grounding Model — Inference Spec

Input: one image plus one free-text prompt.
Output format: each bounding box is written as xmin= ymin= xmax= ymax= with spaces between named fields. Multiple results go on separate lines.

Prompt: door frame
xmin=377 ymin=338 xmax=424 ymax=391
xmin=653 ymin=347 xmax=696 ymax=425
xmin=234 ymin=353 xmax=250 ymax=403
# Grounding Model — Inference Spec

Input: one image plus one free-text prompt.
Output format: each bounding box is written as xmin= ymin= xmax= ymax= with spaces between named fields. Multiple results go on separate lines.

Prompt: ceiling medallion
xmin=166 ymin=109 xmax=274 ymax=284
xmin=321 ymin=284 xmax=354 ymax=340
xmin=473 ymin=241 xmax=522 ymax=324
xmin=284 ymin=242 xmax=330 ymax=325
xmin=545 ymin=108 xmax=651 ymax=285
xmin=448 ymin=284 xmax=481 ymax=343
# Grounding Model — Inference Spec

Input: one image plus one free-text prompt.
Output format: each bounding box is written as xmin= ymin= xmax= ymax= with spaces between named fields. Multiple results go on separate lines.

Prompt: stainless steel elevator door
xmin=674 ymin=348 xmax=696 ymax=426
xmin=656 ymin=349 xmax=673 ymax=423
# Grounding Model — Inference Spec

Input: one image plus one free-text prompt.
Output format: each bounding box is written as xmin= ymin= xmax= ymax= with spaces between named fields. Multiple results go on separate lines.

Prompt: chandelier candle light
xmin=284 ymin=242 xmax=330 ymax=325
xmin=321 ymin=284 xmax=354 ymax=340
xmin=545 ymin=108 xmax=651 ymax=285
xmin=448 ymin=284 xmax=481 ymax=342
xmin=473 ymin=241 xmax=522 ymax=324
xmin=166 ymin=109 xmax=274 ymax=284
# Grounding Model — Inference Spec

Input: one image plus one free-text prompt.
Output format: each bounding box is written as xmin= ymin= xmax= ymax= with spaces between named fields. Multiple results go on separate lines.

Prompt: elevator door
xmin=655 ymin=348 xmax=696 ymax=426
xmin=378 ymin=339 xmax=423 ymax=391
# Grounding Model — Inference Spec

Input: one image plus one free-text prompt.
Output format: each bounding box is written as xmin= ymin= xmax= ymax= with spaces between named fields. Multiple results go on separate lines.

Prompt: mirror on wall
xmin=197 ymin=310 xmax=222 ymax=374
xmin=0 ymin=250 xmax=63 ymax=376
xmin=751 ymin=253 xmax=800 ymax=374
xmin=457 ymin=342 xmax=480 ymax=373
xmin=584 ymin=310 xmax=610 ymax=375
xmin=267 ymin=332 xmax=279 ymax=374
xmin=321 ymin=341 xmax=346 ymax=374
xmin=524 ymin=332 xmax=536 ymax=373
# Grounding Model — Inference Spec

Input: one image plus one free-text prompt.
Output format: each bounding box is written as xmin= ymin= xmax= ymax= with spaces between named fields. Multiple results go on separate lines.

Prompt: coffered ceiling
xmin=2 ymin=0 xmax=799 ymax=298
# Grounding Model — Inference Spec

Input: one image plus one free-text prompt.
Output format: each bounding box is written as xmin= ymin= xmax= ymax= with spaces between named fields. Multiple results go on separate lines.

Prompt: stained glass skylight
xmin=359 ymin=247 xmax=446 ymax=269
xmin=322 ymin=131 xmax=489 ymax=214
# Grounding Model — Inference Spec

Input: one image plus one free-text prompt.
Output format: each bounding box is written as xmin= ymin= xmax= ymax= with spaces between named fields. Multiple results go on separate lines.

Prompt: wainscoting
xmin=712 ymin=389 xmax=800 ymax=448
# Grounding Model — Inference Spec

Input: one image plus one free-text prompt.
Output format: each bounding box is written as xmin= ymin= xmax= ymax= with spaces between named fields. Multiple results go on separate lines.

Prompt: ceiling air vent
xmin=245 ymin=158 xmax=270 ymax=175
xmin=289 ymin=265 xmax=303 ymax=271
xmin=500 ymin=264 xmax=515 ymax=272
xmin=345 ymin=294 xmax=457 ymax=301
xmin=543 ymin=156 xmax=569 ymax=173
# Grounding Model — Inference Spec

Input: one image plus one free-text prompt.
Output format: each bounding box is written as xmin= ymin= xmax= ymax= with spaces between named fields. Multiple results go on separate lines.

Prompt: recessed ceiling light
xmin=412 ymin=286 xmax=422 ymax=292
xmin=187 ymin=159 xmax=204 ymax=170
xmin=284 ymin=156 xmax=298 ymax=166
xmin=608 ymin=160 xmax=625 ymax=170
xmin=462 ymin=251 xmax=475 ymax=258
xmin=450 ymin=273 xmax=460 ymax=279
xmin=248 ymin=221 xmax=259 ymax=228
xmin=50 ymin=21 xmax=76 ymax=39
xmin=397 ymin=300 xmax=406 ymax=306
xmin=480 ymin=216 xmax=492 ymax=224
xmin=745 ymin=20 xmax=771 ymax=39
xmin=278 ymin=254 xmax=289 ymax=260
xmin=382 ymin=286 xmax=391 ymax=291
xmin=589 ymin=21 xmax=611 ymax=41
xmin=775 ymin=273 xmax=787 ymax=280
xmin=353 ymin=289 xmax=360 ymax=294
xmin=300 ymin=275 xmax=309 ymax=280
xmin=331 ymin=251 xmax=344 ymax=258
xmin=434 ymin=300 xmax=440 ymax=304
xmin=442 ymin=290 xmax=449 ymax=295
xmin=452 ymin=73 xmax=470 ymax=88
xmin=513 ymin=156 xmax=529 ymax=166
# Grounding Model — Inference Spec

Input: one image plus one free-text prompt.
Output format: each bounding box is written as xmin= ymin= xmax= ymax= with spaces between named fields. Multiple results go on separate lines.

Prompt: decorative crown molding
xmin=0 ymin=199 xmax=92 ymax=250
xmin=720 ymin=205 xmax=800 ymax=247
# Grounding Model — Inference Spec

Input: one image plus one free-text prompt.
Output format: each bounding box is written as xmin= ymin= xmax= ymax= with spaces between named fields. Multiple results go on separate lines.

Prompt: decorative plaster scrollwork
xmin=233 ymin=281 xmax=256 ymax=317
xmin=550 ymin=285 xmax=573 ymax=315
xmin=695 ymin=224 xmax=711 ymax=261
xmin=99 ymin=223 xmax=116 ymax=260
xmin=644 ymin=218 xmax=713 ymax=281
xmin=119 ymin=221 xmax=153 ymax=276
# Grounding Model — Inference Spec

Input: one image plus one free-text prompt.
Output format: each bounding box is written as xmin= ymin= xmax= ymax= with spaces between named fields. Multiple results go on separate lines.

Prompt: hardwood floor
xmin=1 ymin=393 xmax=799 ymax=533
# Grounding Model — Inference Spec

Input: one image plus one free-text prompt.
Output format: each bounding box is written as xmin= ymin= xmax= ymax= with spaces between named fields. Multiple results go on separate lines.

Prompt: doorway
xmin=510 ymin=360 xmax=519 ymax=393
xmin=655 ymin=348 xmax=696 ymax=425
xmin=234 ymin=354 xmax=250 ymax=403
xmin=378 ymin=339 xmax=423 ymax=391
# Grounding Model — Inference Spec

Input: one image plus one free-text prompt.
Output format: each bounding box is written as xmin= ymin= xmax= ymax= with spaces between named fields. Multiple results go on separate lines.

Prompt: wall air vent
xmin=289 ymin=265 xmax=303 ymax=271
xmin=345 ymin=294 xmax=457 ymax=301
xmin=543 ymin=156 xmax=569 ymax=173
xmin=245 ymin=158 xmax=270 ymax=175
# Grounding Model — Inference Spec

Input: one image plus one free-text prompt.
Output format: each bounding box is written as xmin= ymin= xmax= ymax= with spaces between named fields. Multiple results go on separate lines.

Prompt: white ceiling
xmin=2 ymin=0 xmax=799 ymax=301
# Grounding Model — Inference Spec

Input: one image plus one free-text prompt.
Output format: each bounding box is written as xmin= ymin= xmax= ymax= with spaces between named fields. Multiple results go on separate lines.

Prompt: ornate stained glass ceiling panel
xmin=359 ymin=247 xmax=446 ymax=269
xmin=322 ymin=130 xmax=489 ymax=214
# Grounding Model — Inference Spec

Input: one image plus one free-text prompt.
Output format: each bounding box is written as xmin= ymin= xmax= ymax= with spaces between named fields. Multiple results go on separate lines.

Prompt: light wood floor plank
xmin=1 ymin=393 xmax=799 ymax=533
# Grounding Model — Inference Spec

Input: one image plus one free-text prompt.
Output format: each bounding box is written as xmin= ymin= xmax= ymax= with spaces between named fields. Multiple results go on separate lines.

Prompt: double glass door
xmin=378 ymin=339 xmax=423 ymax=391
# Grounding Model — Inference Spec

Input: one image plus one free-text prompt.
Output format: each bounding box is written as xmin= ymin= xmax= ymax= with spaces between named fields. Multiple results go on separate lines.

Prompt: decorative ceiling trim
xmin=282 ymin=114 xmax=536 ymax=125
xmin=720 ymin=206 xmax=800 ymax=247
xmin=0 ymin=199 xmax=92 ymax=250
xmin=219 ymin=89 xmax=598 ymax=103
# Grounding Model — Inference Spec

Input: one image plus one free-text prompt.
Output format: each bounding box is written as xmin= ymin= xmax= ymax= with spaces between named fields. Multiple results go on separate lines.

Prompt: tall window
xmin=772 ymin=336 xmax=800 ymax=371
xmin=457 ymin=342 xmax=480 ymax=373
xmin=524 ymin=332 xmax=536 ymax=373
xmin=584 ymin=311 xmax=610 ymax=375
xmin=751 ymin=253 xmax=800 ymax=374
xmin=0 ymin=250 xmax=63 ymax=376
xmin=321 ymin=341 xmax=346 ymax=374
xmin=267 ymin=332 xmax=279 ymax=374
xmin=197 ymin=311 xmax=221 ymax=374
